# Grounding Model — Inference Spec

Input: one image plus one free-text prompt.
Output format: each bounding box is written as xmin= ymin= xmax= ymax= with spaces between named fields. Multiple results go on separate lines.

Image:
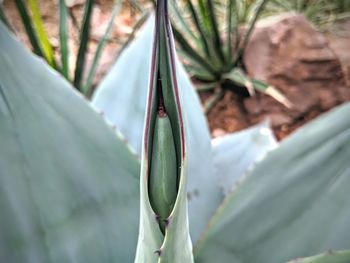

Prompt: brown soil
xmin=200 ymin=90 xmax=333 ymax=141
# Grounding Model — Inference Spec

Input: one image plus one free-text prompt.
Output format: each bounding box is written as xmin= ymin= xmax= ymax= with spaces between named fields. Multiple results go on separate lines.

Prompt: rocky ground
xmin=204 ymin=13 xmax=350 ymax=140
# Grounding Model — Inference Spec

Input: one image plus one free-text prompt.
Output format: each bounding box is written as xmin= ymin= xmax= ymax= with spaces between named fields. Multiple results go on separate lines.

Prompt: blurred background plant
xmin=169 ymin=0 xmax=293 ymax=113
xmin=263 ymin=0 xmax=350 ymax=30
xmin=0 ymin=0 xmax=149 ymax=97
xmin=1 ymin=0 xmax=350 ymax=117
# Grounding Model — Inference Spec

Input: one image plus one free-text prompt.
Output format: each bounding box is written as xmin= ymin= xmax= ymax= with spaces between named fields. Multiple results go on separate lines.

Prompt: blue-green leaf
xmin=195 ymin=101 xmax=350 ymax=263
xmin=0 ymin=22 xmax=139 ymax=263
xmin=212 ymin=121 xmax=277 ymax=195
xmin=286 ymin=250 xmax=350 ymax=263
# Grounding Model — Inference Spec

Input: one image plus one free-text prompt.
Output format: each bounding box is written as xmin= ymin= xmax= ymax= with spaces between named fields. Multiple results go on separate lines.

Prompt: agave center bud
xmin=148 ymin=99 xmax=178 ymax=234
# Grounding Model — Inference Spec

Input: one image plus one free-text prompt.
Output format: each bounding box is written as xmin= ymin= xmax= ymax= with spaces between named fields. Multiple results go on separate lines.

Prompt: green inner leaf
xmin=134 ymin=1 xmax=193 ymax=262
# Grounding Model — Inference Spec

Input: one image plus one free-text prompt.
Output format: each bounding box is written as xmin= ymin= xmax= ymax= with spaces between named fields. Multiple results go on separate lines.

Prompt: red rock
xmin=243 ymin=13 xmax=350 ymax=127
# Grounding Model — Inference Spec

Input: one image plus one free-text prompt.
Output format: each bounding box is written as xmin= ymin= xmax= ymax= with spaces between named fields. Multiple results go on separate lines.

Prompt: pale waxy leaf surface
xmin=92 ymin=16 xmax=220 ymax=243
xmin=0 ymin=22 xmax=139 ymax=263
xmin=286 ymin=250 xmax=350 ymax=263
xmin=212 ymin=121 xmax=277 ymax=195
xmin=195 ymin=102 xmax=350 ymax=263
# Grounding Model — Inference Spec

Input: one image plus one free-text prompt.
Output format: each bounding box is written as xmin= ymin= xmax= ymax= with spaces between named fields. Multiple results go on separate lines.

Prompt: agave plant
xmin=1 ymin=0 xmax=350 ymax=262
xmin=92 ymin=12 xmax=278 ymax=245
xmin=168 ymin=0 xmax=292 ymax=112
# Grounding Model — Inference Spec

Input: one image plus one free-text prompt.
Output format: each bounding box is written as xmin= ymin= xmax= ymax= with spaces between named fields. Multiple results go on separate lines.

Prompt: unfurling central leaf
xmin=134 ymin=0 xmax=194 ymax=262
xmin=149 ymin=97 xmax=178 ymax=233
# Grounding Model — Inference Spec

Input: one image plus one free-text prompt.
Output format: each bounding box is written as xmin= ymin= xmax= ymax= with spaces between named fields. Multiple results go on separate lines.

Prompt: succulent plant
xmin=1 ymin=0 xmax=350 ymax=262
xmin=169 ymin=0 xmax=292 ymax=113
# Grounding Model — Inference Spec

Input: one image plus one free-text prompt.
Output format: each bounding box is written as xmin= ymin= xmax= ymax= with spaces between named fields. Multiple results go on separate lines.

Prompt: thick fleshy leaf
xmin=0 ymin=22 xmax=139 ymax=263
xmin=92 ymin=15 xmax=220 ymax=243
xmin=286 ymin=250 xmax=350 ymax=263
xmin=212 ymin=121 xmax=277 ymax=195
xmin=134 ymin=1 xmax=193 ymax=262
xmin=92 ymin=17 xmax=153 ymax=154
xmin=195 ymin=101 xmax=350 ymax=263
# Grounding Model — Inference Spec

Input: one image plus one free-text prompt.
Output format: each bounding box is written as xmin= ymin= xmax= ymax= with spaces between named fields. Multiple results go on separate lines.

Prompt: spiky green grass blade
xmin=83 ymin=0 xmax=122 ymax=96
xmin=232 ymin=0 xmax=268 ymax=65
xmin=184 ymin=0 xmax=210 ymax=56
xmin=206 ymin=0 xmax=225 ymax=63
xmin=14 ymin=0 xmax=43 ymax=57
xmin=172 ymin=26 xmax=217 ymax=76
xmin=197 ymin=0 xmax=210 ymax=31
xmin=59 ymin=0 xmax=69 ymax=79
xmin=225 ymin=0 xmax=234 ymax=59
xmin=27 ymin=0 xmax=56 ymax=67
xmin=73 ymin=0 xmax=94 ymax=90
xmin=169 ymin=2 xmax=200 ymax=49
